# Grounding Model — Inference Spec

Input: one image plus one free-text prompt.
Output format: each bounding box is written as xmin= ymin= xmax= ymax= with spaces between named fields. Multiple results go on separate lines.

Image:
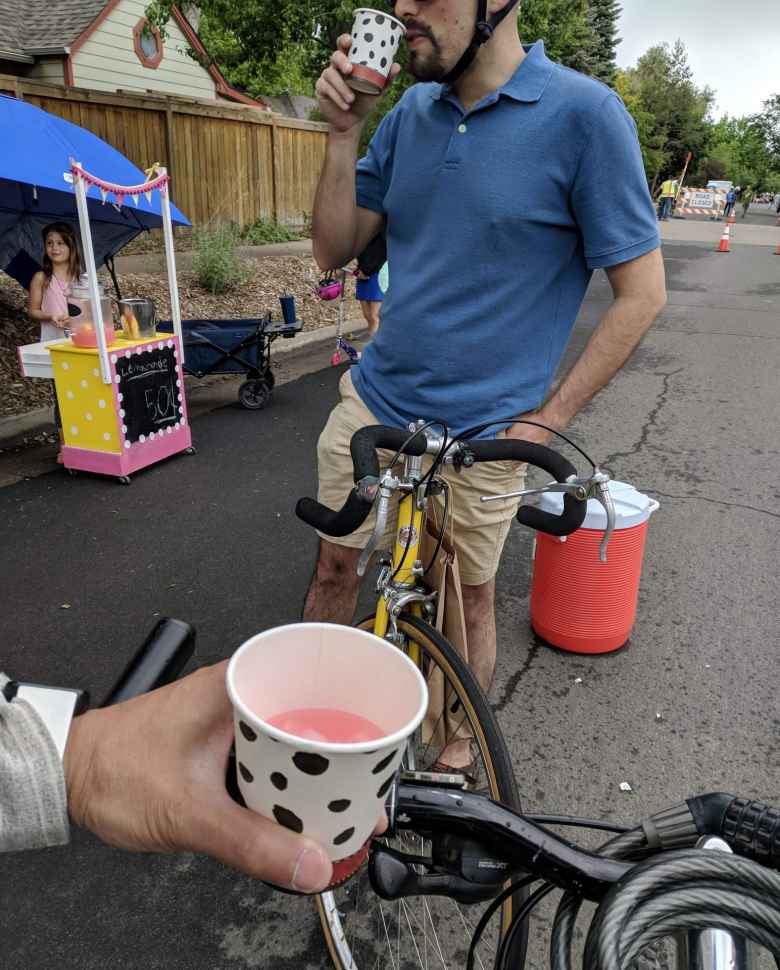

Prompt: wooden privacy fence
xmin=0 ymin=75 xmax=329 ymax=228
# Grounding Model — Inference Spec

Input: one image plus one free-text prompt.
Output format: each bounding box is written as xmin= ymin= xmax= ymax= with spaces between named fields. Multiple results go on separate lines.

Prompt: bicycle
xmin=84 ymin=607 xmax=780 ymax=970
xmin=295 ymin=419 xmax=615 ymax=970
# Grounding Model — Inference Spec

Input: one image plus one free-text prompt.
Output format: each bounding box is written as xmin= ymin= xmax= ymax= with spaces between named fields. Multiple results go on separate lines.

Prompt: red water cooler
xmin=530 ymin=482 xmax=659 ymax=654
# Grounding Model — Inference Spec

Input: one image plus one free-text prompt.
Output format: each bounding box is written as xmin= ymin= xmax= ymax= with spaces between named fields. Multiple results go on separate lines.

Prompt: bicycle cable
xmin=420 ymin=479 xmax=450 ymax=578
xmin=495 ymin=882 xmax=557 ymax=970
xmin=466 ymin=875 xmax=537 ymax=970
xmin=526 ymin=814 xmax=631 ymax=834
xmin=456 ymin=416 xmax=598 ymax=471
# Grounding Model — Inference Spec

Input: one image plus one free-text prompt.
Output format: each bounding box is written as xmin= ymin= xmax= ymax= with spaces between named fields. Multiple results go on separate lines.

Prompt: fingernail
xmin=291 ymin=846 xmax=332 ymax=893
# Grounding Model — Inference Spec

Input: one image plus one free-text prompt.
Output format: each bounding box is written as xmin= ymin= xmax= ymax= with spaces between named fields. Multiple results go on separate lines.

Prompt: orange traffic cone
xmin=727 ymin=210 xmax=736 ymax=225
xmin=716 ymin=225 xmax=730 ymax=253
xmin=774 ymin=242 xmax=780 ymax=255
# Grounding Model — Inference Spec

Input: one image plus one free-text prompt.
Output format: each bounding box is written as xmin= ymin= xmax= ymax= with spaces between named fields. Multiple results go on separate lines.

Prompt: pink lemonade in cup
xmin=266 ymin=707 xmax=385 ymax=744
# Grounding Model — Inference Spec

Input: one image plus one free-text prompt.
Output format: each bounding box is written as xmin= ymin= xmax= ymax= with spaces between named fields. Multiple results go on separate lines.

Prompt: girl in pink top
xmin=28 ymin=222 xmax=83 ymax=460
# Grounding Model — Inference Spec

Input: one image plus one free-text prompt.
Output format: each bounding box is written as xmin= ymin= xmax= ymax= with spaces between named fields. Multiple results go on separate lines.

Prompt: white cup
xmin=346 ymin=8 xmax=406 ymax=94
xmin=226 ymin=623 xmax=428 ymax=869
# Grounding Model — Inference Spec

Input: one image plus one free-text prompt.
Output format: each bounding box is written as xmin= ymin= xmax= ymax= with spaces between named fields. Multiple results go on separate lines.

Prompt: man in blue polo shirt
xmin=304 ymin=0 xmax=666 ymax=752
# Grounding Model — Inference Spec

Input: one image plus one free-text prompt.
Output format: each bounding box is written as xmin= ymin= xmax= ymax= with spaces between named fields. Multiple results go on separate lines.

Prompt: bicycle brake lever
xmin=357 ymin=488 xmax=390 ymax=577
xmin=591 ymin=470 xmax=614 ymax=563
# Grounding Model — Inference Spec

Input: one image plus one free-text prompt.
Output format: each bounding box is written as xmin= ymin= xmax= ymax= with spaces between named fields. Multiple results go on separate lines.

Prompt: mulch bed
xmin=1 ymin=256 xmax=356 ymax=418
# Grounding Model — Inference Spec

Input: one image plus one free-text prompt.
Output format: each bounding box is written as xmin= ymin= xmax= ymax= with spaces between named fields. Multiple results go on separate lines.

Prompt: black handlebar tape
xmin=101 ymin=617 xmax=196 ymax=707
xmin=466 ymin=439 xmax=586 ymax=536
xmin=295 ymin=490 xmax=375 ymax=537
xmin=350 ymin=425 xmax=428 ymax=483
xmin=295 ymin=426 xmax=428 ymax=536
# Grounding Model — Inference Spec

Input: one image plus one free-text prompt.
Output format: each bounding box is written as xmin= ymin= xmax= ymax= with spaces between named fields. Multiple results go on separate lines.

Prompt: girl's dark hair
xmin=41 ymin=222 xmax=82 ymax=285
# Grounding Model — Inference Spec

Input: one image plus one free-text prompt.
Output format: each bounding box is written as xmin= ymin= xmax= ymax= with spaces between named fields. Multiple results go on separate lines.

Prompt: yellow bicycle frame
xmin=372 ymin=489 xmax=425 ymax=665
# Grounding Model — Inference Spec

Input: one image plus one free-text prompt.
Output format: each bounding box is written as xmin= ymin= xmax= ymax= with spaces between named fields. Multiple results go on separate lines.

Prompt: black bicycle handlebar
xmin=295 ymin=424 xmax=587 ymax=538
xmin=464 ymin=438 xmax=586 ymax=536
xmin=371 ymin=783 xmax=780 ymax=906
xmin=100 ymin=617 xmax=196 ymax=707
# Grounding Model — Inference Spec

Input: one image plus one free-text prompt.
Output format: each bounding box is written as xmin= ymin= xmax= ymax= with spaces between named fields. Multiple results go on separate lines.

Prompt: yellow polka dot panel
xmin=51 ymin=343 xmax=119 ymax=453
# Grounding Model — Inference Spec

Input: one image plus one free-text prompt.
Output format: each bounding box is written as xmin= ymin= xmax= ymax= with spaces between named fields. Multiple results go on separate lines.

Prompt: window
xmin=133 ymin=18 xmax=163 ymax=69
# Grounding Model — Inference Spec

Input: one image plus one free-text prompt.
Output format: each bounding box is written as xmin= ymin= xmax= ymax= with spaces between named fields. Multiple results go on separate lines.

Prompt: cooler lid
xmin=537 ymin=480 xmax=659 ymax=530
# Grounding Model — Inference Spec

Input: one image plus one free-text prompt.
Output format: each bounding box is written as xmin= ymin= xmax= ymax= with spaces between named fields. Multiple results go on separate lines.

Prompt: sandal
xmin=430 ymin=759 xmax=479 ymax=786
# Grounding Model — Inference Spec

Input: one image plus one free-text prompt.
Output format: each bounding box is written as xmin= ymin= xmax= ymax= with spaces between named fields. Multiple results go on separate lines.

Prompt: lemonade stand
xmin=20 ymin=162 xmax=191 ymax=483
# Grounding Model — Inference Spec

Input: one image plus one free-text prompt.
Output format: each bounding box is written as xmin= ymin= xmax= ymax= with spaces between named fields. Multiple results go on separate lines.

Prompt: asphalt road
xmin=1 ymin=208 xmax=778 ymax=969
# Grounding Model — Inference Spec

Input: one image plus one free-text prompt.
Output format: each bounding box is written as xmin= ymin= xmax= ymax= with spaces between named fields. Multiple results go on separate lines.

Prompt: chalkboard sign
xmin=115 ymin=347 xmax=181 ymax=444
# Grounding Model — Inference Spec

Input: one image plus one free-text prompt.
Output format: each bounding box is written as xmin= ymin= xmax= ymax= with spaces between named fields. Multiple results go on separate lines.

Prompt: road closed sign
xmin=688 ymin=190 xmax=716 ymax=208
xmin=677 ymin=188 xmax=725 ymax=216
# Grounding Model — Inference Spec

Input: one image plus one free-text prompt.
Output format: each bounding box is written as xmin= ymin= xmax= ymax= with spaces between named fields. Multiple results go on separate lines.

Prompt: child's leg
xmin=361 ymin=300 xmax=381 ymax=337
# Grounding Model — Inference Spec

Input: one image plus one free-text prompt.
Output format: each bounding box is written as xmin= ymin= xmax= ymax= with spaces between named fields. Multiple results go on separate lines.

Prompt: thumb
xmin=388 ymin=62 xmax=402 ymax=83
xmin=190 ymin=792 xmax=333 ymax=892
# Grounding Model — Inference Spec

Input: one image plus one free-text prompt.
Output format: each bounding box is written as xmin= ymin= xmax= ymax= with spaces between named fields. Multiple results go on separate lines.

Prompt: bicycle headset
xmin=392 ymin=0 xmax=521 ymax=84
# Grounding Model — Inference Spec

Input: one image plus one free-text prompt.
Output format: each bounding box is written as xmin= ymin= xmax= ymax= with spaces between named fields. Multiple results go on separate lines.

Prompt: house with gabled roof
xmin=0 ymin=0 xmax=268 ymax=108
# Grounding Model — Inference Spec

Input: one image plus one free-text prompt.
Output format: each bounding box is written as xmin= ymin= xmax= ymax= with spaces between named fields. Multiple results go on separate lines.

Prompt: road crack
xmin=601 ymin=367 xmax=685 ymax=471
xmin=493 ymin=640 xmax=540 ymax=713
xmin=651 ymin=490 xmax=780 ymax=520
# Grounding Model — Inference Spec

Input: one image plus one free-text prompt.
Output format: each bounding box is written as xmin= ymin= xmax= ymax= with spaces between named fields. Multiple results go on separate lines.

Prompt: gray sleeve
xmin=0 ymin=672 xmax=70 ymax=852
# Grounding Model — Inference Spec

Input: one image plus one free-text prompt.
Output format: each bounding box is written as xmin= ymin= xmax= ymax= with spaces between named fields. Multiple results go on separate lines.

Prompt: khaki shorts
xmin=316 ymin=371 xmax=526 ymax=585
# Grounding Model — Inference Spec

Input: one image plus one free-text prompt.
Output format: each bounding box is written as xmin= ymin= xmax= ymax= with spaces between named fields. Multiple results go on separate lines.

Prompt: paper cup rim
xmin=352 ymin=7 xmax=407 ymax=33
xmin=225 ymin=622 xmax=428 ymax=754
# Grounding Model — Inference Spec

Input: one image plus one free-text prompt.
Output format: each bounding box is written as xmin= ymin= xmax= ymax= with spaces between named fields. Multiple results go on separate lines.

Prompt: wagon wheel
xmin=238 ymin=379 xmax=271 ymax=410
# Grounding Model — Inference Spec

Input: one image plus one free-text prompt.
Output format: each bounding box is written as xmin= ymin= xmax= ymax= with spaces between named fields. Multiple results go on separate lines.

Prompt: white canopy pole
xmin=72 ymin=163 xmax=112 ymax=385
xmin=158 ymin=167 xmax=182 ymax=346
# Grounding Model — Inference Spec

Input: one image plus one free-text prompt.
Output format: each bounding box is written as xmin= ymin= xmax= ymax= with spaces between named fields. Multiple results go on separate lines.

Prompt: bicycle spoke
xmin=379 ymin=903 xmax=398 ymax=970
xmin=401 ymin=899 xmax=426 ymax=968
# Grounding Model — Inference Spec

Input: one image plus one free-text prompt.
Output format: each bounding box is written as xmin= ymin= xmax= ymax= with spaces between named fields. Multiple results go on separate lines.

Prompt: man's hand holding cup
xmin=315 ymin=10 xmax=406 ymax=134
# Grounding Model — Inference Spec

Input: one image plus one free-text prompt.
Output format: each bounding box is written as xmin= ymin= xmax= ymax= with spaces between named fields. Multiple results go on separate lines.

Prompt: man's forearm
xmin=312 ymin=129 xmax=363 ymax=270
xmin=539 ymin=293 xmax=664 ymax=430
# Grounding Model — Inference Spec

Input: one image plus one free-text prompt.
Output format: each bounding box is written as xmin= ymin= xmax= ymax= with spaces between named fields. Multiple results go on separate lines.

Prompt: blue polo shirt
xmin=352 ymin=41 xmax=660 ymax=438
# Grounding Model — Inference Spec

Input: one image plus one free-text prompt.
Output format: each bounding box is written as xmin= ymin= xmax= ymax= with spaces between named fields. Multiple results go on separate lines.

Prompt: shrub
xmin=241 ymin=219 xmax=301 ymax=245
xmin=192 ymin=223 xmax=252 ymax=294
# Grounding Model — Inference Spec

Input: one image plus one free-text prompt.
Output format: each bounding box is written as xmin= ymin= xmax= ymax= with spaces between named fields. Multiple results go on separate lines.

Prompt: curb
xmin=0 ymin=316 xmax=368 ymax=447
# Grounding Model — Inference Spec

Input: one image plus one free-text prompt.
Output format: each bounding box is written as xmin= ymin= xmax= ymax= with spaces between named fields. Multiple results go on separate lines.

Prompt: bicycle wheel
xmin=317 ymin=613 xmax=528 ymax=970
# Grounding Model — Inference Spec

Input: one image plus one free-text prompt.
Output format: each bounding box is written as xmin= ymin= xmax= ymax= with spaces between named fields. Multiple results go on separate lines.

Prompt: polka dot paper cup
xmin=226 ymin=623 xmax=428 ymax=875
xmin=347 ymin=8 xmax=406 ymax=95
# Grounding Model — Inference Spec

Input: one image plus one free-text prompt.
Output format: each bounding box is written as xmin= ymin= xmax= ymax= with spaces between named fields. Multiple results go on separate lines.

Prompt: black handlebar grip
xmin=295 ymin=426 xmax=429 ymax=536
xmin=466 ymin=439 xmax=587 ymax=537
xmin=720 ymin=797 xmax=780 ymax=870
xmin=101 ymin=618 xmax=196 ymax=707
xmin=295 ymin=490 xmax=375 ymax=537
xmin=350 ymin=425 xmax=427 ymax=483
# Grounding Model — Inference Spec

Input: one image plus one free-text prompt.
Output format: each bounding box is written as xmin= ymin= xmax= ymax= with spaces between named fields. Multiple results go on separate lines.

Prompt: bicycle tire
xmin=316 ymin=612 xmax=529 ymax=970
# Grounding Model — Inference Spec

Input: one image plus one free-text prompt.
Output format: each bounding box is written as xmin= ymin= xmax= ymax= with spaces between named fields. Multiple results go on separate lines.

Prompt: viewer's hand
xmin=315 ymin=34 xmax=401 ymax=134
xmin=63 ymin=662 xmax=335 ymax=893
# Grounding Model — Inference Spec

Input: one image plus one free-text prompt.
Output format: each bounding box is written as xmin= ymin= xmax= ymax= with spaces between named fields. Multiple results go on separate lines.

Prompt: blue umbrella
xmin=0 ymin=94 xmax=189 ymax=288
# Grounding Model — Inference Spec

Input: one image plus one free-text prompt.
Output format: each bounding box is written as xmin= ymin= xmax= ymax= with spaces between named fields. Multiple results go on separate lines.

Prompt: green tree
xmin=146 ymin=0 xmax=355 ymax=97
xmin=615 ymin=69 xmax=667 ymax=179
xmin=621 ymin=41 xmax=714 ymax=189
xmin=702 ymin=113 xmax=780 ymax=192
xmin=518 ymin=0 xmax=593 ymax=74
xmin=585 ymin=0 xmax=622 ymax=86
